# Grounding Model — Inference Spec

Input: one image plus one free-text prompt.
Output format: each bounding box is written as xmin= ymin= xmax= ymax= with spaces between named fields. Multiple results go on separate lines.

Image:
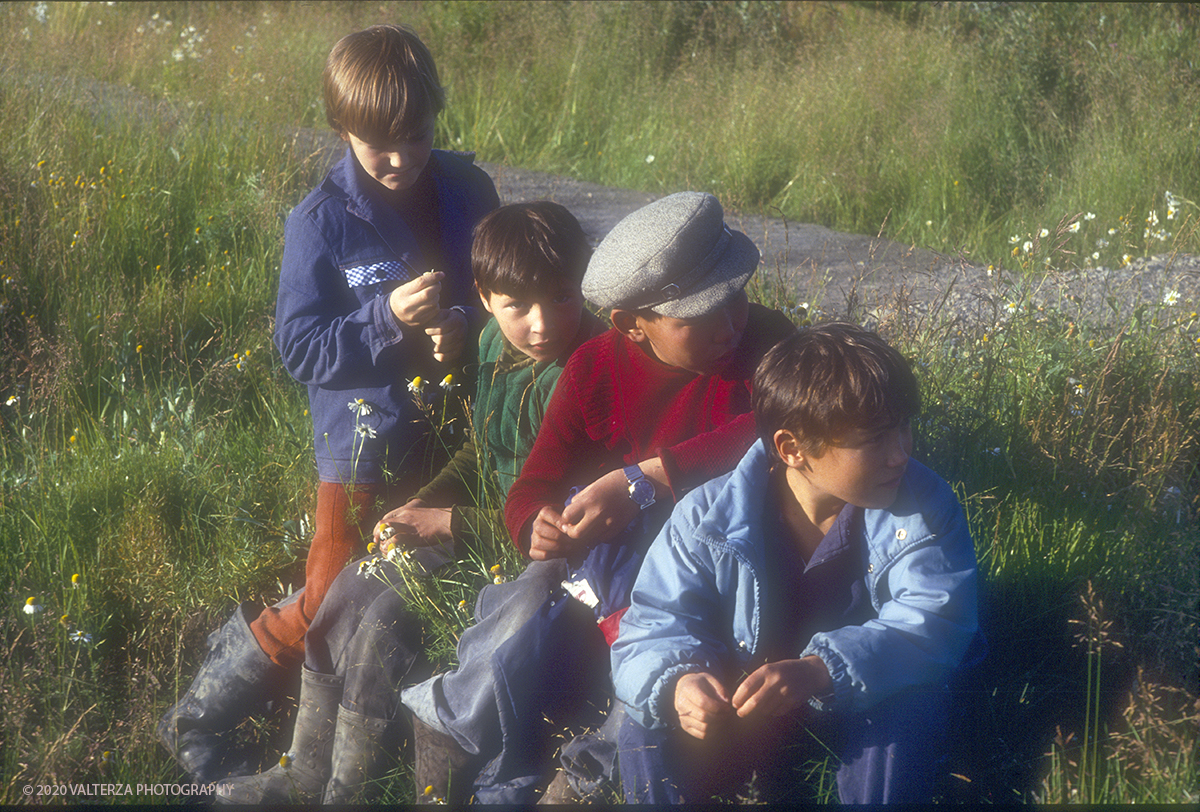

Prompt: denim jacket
xmin=275 ymin=147 xmax=498 ymax=482
xmin=612 ymin=439 xmax=979 ymax=729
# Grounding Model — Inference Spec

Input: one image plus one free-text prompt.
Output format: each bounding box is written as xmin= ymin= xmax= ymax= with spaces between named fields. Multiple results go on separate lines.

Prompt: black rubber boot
xmin=157 ymin=603 xmax=287 ymax=783
xmin=412 ymin=714 xmax=483 ymax=805
xmin=321 ymin=706 xmax=401 ymax=803
xmin=217 ymin=667 xmax=343 ymax=804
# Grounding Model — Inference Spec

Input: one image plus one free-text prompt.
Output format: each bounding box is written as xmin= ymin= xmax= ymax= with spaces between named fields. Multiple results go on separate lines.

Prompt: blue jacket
xmin=275 ymin=148 xmax=498 ymax=482
xmin=612 ymin=440 xmax=980 ymax=729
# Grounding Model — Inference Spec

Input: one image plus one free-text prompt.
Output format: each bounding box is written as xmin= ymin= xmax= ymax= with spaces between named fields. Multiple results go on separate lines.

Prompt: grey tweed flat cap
xmin=582 ymin=192 xmax=760 ymax=319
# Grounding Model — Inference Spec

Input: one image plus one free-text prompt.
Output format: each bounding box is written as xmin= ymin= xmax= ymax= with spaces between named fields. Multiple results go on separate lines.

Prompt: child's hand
xmin=731 ymin=655 xmax=832 ymax=721
xmin=674 ymin=671 xmax=733 ymax=740
xmin=557 ymin=468 xmax=641 ymax=547
xmin=425 ymin=308 xmax=467 ymax=363
xmin=389 ymin=271 xmax=443 ymax=327
xmin=375 ymin=499 xmax=452 ymax=546
xmin=528 ymin=505 xmax=578 ymax=560
xmin=557 ymin=458 xmax=667 ymax=547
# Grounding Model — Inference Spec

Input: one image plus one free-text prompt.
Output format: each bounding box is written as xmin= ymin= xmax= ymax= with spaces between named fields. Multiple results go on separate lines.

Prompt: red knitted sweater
xmin=503 ymin=303 xmax=794 ymax=553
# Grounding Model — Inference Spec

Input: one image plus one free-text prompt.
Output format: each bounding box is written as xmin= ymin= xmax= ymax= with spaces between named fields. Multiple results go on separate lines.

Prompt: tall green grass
xmin=0 ymin=1 xmax=1196 ymax=804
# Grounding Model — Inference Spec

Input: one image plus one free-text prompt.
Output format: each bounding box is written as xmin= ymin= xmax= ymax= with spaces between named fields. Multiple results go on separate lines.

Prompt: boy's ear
xmin=477 ymin=285 xmax=494 ymax=314
xmin=610 ymin=309 xmax=644 ymax=342
xmin=773 ymin=429 xmax=806 ymax=469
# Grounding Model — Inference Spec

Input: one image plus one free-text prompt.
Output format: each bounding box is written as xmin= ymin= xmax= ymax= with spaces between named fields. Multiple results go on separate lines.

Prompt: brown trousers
xmin=250 ymin=481 xmax=384 ymax=668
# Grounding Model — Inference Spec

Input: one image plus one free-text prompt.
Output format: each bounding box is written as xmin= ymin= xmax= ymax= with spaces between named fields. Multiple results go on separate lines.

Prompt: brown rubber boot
xmin=411 ymin=714 xmax=483 ymax=804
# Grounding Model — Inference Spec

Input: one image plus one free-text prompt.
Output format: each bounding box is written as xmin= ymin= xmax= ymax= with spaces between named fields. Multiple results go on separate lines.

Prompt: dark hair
xmin=752 ymin=322 xmax=921 ymax=462
xmin=472 ymin=202 xmax=592 ymax=298
xmin=323 ymin=24 xmax=445 ymax=142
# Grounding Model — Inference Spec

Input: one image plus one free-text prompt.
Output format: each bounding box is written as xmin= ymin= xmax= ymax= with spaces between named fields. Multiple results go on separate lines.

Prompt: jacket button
xmin=896 ymin=528 xmax=907 ymax=540
xmin=737 ymin=640 xmax=747 ymax=650
xmin=867 ymin=563 xmax=874 ymax=573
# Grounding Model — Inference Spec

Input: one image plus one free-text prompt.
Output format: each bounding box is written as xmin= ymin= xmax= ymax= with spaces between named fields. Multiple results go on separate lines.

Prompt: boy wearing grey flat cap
xmin=401 ymin=192 xmax=795 ymax=803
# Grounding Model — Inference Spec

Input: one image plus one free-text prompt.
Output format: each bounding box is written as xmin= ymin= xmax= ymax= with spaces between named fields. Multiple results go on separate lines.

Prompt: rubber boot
xmin=412 ymin=714 xmax=483 ymax=805
xmin=217 ymin=667 xmax=343 ymax=804
xmin=322 ymin=706 xmax=400 ymax=803
xmin=158 ymin=603 xmax=287 ymax=783
xmin=539 ymin=769 xmax=582 ymax=804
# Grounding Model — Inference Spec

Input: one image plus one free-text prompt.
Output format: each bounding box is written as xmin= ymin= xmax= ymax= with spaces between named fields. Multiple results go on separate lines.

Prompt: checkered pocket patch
xmin=342 ymin=260 xmax=412 ymax=288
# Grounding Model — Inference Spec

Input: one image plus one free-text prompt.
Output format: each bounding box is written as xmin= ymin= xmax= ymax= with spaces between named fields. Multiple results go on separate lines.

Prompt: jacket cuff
xmin=370 ymin=294 xmax=405 ymax=362
xmin=801 ymin=641 xmax=852 ymax=713
xmin=647 ymin=662 xmax=707 ymax=729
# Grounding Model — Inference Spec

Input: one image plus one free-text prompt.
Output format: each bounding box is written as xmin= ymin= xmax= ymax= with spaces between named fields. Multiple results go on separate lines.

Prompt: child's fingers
xmin=411 ymin=269 xmax=445 ymax=288
xmin=529 ymin=507 xmax=573 ymax=559
xmin=675 ymin=672 xmax=733 ymax=739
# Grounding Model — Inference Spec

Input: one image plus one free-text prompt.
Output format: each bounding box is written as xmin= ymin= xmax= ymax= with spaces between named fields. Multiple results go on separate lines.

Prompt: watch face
xmin=629 ymin=478 xmax=655 ymax=506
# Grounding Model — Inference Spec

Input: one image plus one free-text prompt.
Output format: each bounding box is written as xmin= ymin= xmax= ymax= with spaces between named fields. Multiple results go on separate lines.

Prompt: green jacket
xmin=412 ymin=310 xmax=605 ymax=553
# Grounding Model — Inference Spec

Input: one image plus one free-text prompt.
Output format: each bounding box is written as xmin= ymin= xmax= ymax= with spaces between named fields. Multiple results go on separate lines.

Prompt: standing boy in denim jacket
xmin=158 ymin=24 xmax=498 ymax=783
xmin=217 ymin=202 xmax=605 ymax=804
xmin=612 ymin=323 xmax=981 ymax=803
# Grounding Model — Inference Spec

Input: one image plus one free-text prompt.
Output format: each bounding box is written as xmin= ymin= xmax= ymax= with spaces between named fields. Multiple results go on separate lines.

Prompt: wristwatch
xmin=624 ymin=464 xmax=656 ymax=510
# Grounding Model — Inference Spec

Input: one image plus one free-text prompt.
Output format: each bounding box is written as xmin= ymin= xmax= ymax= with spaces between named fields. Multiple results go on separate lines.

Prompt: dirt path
xmin=479 ymin=160 xmax=1200 ymax=326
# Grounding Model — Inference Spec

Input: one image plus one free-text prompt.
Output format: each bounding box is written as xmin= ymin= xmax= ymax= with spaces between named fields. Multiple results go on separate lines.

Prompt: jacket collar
xmin=324 ymin=146 xmax=448 ymax=273
xmin=694 ymin=439 xmax=940 ymax=571
xmin=694 ymin=439 xmax=775 ymax=560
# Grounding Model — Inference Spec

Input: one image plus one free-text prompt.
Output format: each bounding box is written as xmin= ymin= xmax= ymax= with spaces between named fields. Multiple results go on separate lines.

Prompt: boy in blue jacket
xmin=158 ymin=24 xmax=498 ymax=783
xmin=612 ymin=322 xmax=981 ymax=804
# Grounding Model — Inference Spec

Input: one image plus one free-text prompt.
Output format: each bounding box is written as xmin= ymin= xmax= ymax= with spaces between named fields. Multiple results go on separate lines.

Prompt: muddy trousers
xmin=303 ymin=544 xmax=458 ymax=719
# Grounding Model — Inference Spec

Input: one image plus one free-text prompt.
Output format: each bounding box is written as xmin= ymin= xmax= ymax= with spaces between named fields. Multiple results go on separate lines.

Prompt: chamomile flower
xmin=347 ymin=398 xmax=373 ymax=417
xmin=1022 ymin=241 xmax=1033 ymax=255
xmin=1039 ymin=228 xmax=1050 ymax=238
xmin=1067 ymin=222 xmax=1081 ymax=233
xmin=1009 ymin=234 xmax=1021 ymax=245
xmin=439 ymin=373 xmax=457 ymax=393
xmin=1163 ymin=289 xmax=1181 ymax=307
xmin=408 ymin=376 xmax=425 ymax=395
xmin=280 ymin=752 xmax=295 ymax=769
xmin=1005 ymin=301 xmax=1018 ymax=315
xmin=1084 ymin=212 xmax=1096 ymax=221
xmin=490 ymin=564 xmax=505 ymax=585
xmin=70 ymin=630 xmax=93 ymax=645
xmin=355 ymin=424 xmax=377 ymax=440
xmin=23 ymin=597 xmax=43 ymax=615
xmin=4 ymin=395 xmax=17 ymax=407
xmin=71 ymin=573 xmax=81 ymax=588
xmin=1122 ymin=254 xmax=1133 ymax=267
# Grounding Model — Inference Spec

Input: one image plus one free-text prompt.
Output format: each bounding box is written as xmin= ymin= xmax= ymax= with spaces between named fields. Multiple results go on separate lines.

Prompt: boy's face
xmin=619 ymin=290 xmax=748 ymax=375
xmin=344 ymin=115 xmax=435 ymax=193
xmin=480 ymin=283 xmax=584 ymax=363
xmin=781 ymin=418 xmax=913 ymax=512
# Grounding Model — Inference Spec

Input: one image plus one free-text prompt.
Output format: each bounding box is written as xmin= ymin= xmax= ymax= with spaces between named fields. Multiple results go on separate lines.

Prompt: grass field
xmin=1 ymin=1 xmax=1197 ymax=803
